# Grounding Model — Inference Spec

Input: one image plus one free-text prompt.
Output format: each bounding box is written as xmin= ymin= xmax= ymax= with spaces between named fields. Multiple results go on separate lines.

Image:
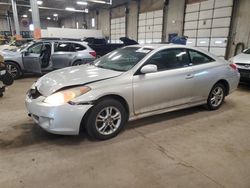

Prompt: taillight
xmin=89 ymin=51 xmax=96 ymax=58
xmin=229 ymin=63 xmax=237 ymax=71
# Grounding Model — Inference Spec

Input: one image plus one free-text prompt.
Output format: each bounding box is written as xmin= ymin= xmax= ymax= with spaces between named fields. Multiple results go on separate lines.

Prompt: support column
xmin=11 ymin=0 xmax=21 ymax=39
xmin=30 ymin=0 xmax=41 ymax=39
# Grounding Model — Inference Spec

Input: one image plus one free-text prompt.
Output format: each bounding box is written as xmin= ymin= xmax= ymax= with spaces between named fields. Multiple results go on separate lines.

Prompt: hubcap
xmin=210 ymin=87 xmax=224 ymax=107
xmin=95 ymin=106 xmax=122 ymax=136
xmin=6 ymin=64 xmax=18 ymax=78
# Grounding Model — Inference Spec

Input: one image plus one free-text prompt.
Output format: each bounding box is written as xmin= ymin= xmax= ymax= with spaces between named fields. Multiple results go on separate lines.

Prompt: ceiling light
xmin=65 ymin=7 xmax=76 ymax=11
xmin=47 ymin=17 xmax=51 ymax=20
xmin=53 ymin=13 xmax=58 ymax=17
xmin=28 ymin=8 xmax=32 ymax=12
xmin=37 ymin=0 xmax=43 ymax=5
xmin=22 ymin=14 xmax=28 ymax=18
xmin=92 ymin=0 xmax=107 ymax=4
xmin=77 ymin=1 xmax=88 ymax=5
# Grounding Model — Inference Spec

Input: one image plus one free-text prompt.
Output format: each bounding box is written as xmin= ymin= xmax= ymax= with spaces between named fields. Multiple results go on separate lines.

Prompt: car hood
xmin=233 ymin=53 xmax=250 ymax=64
xmin=0 ymin=49 xmax=21 ymax=57
xmin=35 ymin=64 xmax=123 ymax=96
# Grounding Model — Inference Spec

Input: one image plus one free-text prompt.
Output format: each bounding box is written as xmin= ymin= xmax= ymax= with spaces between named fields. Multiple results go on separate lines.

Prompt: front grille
xmin=238 ymin=68 xmax=250 ymax=74
xmin=28 ymin=88 xmax=42 ymax=99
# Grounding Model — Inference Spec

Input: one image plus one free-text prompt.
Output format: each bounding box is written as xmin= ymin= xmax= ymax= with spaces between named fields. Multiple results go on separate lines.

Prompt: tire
xmin=72 ymin=60 xmax=83 ymax=66
xmin=5 ymin=62 xmax=21 ymax=79
xmin=206 ymin=83 xmax=226 ymax=110
xmin=85 ymin=98 xmax=127 ymax=140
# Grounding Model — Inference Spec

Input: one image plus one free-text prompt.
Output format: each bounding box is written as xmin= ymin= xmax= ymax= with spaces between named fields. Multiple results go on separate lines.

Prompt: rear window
xmin=54 ymin=42 xmax=75 ymax=52
xmin=188 ymin=50 xmax=215 ymax=65
xmin=243 ymin=49 xmax=250 ymax=54
xmin=73 ymin=43 xmax=86 ymax=51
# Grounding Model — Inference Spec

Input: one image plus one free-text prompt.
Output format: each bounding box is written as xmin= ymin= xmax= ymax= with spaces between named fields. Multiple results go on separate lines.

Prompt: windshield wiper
xmin=96 ymin=65 xmax=124 ymax=72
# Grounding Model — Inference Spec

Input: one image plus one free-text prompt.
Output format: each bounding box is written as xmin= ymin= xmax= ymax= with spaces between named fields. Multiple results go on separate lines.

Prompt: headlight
xmin=44 ymin=86 xmax=91 ymax=106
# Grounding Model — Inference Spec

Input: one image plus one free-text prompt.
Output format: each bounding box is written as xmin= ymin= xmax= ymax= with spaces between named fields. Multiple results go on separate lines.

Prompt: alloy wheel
xmin=210 ymin=86 xmax=224 ymax=107
xmin=95 ymin=106 xmax=122 ymax=136
xmin=6 ymin=64 xmax=18 ymax=78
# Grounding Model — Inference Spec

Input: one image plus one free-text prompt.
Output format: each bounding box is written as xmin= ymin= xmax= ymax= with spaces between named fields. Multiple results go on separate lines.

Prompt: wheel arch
xmin=4 ymin=60 xmax=22 ymax=71
xmin=214 ymin=79 xmax=230 ymax=96
xmin=79 ymin=94 xmax=130 ymax=132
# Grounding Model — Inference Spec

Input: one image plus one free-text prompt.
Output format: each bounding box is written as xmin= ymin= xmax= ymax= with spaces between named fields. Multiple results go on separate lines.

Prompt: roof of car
xmin=128 ymin=43 xmax=191 ymax=49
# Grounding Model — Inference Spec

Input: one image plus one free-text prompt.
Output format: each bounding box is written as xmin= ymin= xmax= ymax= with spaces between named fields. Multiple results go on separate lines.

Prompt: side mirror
xmin=140 ymin=64 xmax=157 ymax=74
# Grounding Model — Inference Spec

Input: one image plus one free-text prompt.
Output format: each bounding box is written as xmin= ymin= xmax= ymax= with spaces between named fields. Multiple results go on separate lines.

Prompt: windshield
xmin=94 ymin=47 xmax=152 ymax=72
xmin=243 ymin=49 xmax=250 ymax=54
xmin=14 ymin=41 xmax=34 ymax=52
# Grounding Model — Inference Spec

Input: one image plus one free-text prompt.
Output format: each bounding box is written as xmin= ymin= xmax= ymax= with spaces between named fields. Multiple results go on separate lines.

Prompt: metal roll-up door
xmin=184 ymin=0 xmax=233 ymax=59
xmin=138 ymin=9 xmax=163 ymax=44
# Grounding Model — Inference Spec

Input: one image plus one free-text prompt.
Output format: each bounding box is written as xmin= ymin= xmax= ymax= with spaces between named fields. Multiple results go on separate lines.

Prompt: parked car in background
xmin=1 ymin=40 xmax=96 ymax=79
xmin=26 ymin=44 xmax=239 ymax=140
xmin=230 ymin=48 xmax=250 ymax=82
xmin=84 ymin=37 xmax=138 ymax=57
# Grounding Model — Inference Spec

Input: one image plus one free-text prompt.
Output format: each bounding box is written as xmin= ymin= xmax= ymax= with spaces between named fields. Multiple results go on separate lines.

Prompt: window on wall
xmin=184 ymin=0 xmax=233 ymax=58
xmin=110 ymin=17 xmax=126 ymax=43
xmin=138 ymin=10 xmax=163 ymax=44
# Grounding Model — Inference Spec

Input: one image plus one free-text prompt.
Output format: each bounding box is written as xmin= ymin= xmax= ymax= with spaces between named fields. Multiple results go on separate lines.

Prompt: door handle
xmin=185 ymin=74 xmax=194 ymax=79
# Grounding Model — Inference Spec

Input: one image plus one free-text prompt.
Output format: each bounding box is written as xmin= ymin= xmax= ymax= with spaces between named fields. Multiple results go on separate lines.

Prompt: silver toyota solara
xmin=25 ymin=44 xmax=240 ymax=140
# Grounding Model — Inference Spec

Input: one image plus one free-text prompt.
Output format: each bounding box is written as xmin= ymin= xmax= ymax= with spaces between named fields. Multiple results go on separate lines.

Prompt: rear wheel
xmin=5 ymin=62 xmax=21 ymax=79
xmin=72 ymin=60 xmax=83 ymax=66
xmin=85 ymin=98 xmax=127 ymax=140
xmin=206 ymin=83 xmax=226 ymax=110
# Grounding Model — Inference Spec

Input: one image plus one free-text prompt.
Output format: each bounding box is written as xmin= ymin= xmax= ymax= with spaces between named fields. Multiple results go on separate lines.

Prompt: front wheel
xmin=85 ymin=98 xmax=127 ymax=140
xmin=5 ymin=62 xmax=21 ymax=79
xmin=206 ymin=83 xmax=226 ymax=110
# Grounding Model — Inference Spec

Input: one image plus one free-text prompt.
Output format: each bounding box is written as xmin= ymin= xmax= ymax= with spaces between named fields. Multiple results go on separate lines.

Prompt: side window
xmin=27 ymin=43 xmax=43 ymax=54
xmin=73 ymin=43 xmax=86 ymax=51
xmin=54 ymin=42 xmax=75 ymax=52
xmin=188 ymin=50 xmax=215 ymax=65
xmin=145 ymin=49 xmax=190 ymax=71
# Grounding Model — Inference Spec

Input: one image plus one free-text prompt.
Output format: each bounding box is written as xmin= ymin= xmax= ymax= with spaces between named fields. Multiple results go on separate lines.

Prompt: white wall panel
xmin=211 ymin=28 xmax=229 ymax=37
xmin=186 ymin=38 xmax=196 ymax=46
xmin=184 ymin=21 xmax=198 ymax=30
xmin=213 ymin=7 xmax=232 ymax=18
xmin=197 ymin=29 xmax=211 ymax=37
xmin=185 ymin=12 xmax=199 ymax=21
xmin=184 ymin=30 xmax=197 ymax=38
xmin=210 ymin=38 xmax=227 ymax=47
xmin=197 ymin=38 xmax=210 ymax=47
xmin=154 ymin=10 xmax=163 ymax=17
xmin=200 ymin=0 xmax=214 ymax=10
xmin=199 ymin=10 xmax=213 ymax=19
xmin=154 ymin=17 xmax=163 ymax=25
xmin=198 ymin=19 xmax=212 ymax=29
xmin=215 ymin=0 xmax=233 ymax=8
xmin=186 ymin=3 xmax=200 ymax=13
xmin=212 ymin=18 xmax=231 ymax=28
xmin=209 ymin=47 xmax=226 ymax=57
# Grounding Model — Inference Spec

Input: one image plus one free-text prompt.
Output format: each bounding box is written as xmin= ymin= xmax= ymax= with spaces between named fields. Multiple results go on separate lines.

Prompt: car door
xmin=133 ymin=48 xmax=194 ymax=115
xmin=51 ymin=42 xmax=76 ymax=69
xmin=187 ymin=49 xmax=217 ymax=102
xmin=22 ymin=42 xmax=43 ymax=73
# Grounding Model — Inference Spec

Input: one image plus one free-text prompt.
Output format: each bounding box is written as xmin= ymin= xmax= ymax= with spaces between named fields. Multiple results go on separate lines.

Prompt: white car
xmin=230 ymin=49 xmax=250 ymax=82
xmin=25 ymin=44 xmax=239 ymax=140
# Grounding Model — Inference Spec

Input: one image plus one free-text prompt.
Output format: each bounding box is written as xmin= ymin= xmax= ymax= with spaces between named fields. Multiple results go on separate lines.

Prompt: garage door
xmin=138 ymin=9 xmax=163 ymax=44
xmin=110 ymin=17 xmax=126 ymax=43
xmin=184 ymin=0 xmax=233 ymax=58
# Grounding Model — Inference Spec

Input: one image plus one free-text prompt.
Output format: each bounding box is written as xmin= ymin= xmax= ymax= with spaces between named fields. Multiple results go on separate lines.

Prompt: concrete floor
xmin=0 ymin=78 xmax=250 ymax=188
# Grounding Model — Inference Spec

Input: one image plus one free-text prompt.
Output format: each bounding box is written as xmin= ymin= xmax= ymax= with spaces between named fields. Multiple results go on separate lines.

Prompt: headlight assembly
xmin=44 ymin=86 xmax=91 ymax=106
